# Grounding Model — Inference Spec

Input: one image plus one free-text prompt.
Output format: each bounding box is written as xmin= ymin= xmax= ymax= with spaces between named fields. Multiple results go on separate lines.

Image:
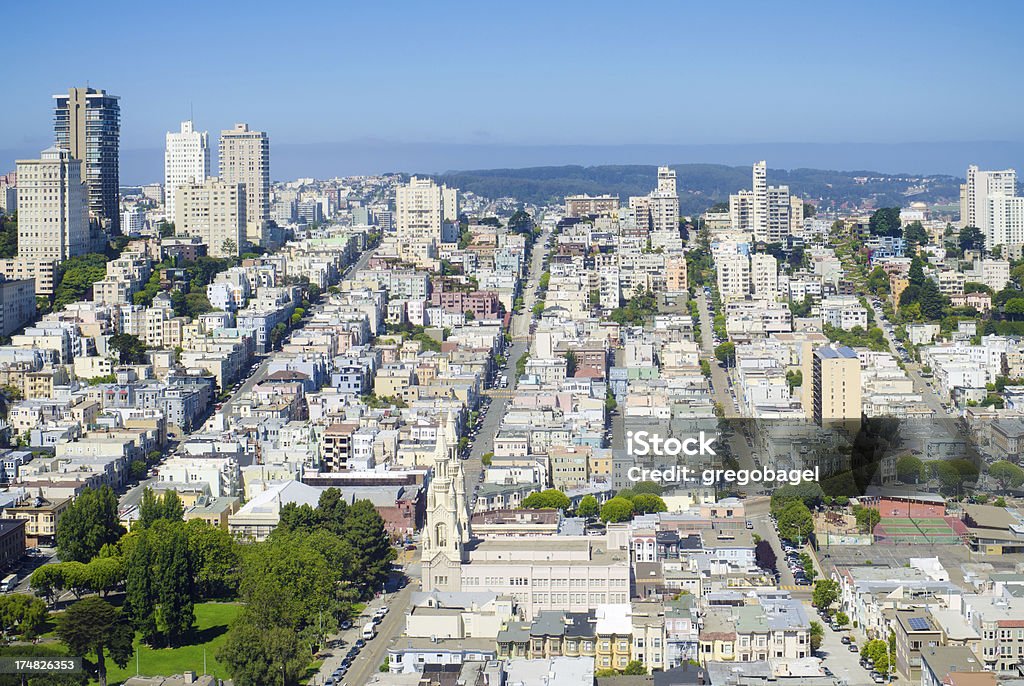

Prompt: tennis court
xmin=874 ymin=516 xmax=961 ymax=545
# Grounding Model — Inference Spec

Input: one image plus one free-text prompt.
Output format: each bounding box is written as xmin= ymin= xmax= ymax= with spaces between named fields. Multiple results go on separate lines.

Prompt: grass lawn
xmin=103 ymin=602 xmax=241 ymax=685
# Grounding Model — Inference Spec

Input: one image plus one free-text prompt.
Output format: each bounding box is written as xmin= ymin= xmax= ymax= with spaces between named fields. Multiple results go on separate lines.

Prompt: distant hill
xmin=430 ymin=163 xmax=964 ymax=216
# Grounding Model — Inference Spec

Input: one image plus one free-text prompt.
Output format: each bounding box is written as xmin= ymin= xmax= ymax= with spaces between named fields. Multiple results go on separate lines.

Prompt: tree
xmin=868 ymin=208 xmax=902 ymax=237
xmin=770 ymin=482 xmax=824 ymax=513
xmin=632 ymin=481 xmax=663 ymax=495
xmin=908 ymin=256 xmax=926 ymax=288
xmin=960 ymin=226 xmax=985 ymax=255
xmin=185 ymin=519 xmax=241 ymax=599
xmin=137 ymin=488 xmax=184 ymax=529
xmin=599 ymin=497 xmax=635 ymax=523
xmin=754 ymin=539 xmax=777 ymax=571
xmin=776 ymin=500 xmax=814 ymax=542
xmin=835 ymin=611 xmax=850 ymax=628
xmin=809 ymin=620 xmax=824 ymax=651
xmin=0 ymin=594 xmax=49 ymax=639
xmin=341 ymin=500 xmax=396 ymax=596
xmin=714 ymin=342 xmax=735 ymax=366
xmin=156 ymin=523 xmax=195 ymax=646
xmin=988 ymin=460 xmax=1024 ymax=491
xmin=866 ymin=266 xmax=891 ymax=296
xmin=53 ymin=254 xmax=108 ymax=311
xmin=903 ymin=221 xmax=928 ymax=250
xmin=630 ymin=494 xmax=668 ymax=514
xmin=918 ymin=278 xmax=947 ymax=320
xmin=218 ymin=611 xmax=308 ymax=686
xmin=56 ymin=597 xmax=134 ymax=686
xmin=128 ymin=459 xmax=148 ymax=481
xmin=812 ymin=579 xmax=840 ymax=610
xmin=520 ymin=489 xmax=571 ymax=511
xmin=124 ymin=530 xmax=159 ymax=644
xmin=854 ymin=506 xmax=881 ymax=533
xmin=56 ymin=486 xmax=125 ymax=563
xmin=576 ymin=495 xmax=599 ymax=518
xmin=896 ymin=455 xmax=924 ymax=484
xmin=785 ymin=369 xmax=803 ymax=390
xmin=108 ymin=333 xmax=148 ymax=365
xmin=622 ymin=661 xmax=647 ymax=676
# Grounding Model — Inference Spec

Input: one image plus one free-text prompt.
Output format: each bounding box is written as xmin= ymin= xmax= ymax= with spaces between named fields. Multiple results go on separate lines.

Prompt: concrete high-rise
xmin=752 ymin=160 xmax=768 ymax=239
xmin=219 ymin=123 xmax=269 ymax=247
xmin=961 ymin=165 xmax=1017 ymax=246
xmin=176 ymin=178 xmax=246 ymax=258
xmin=650 ymin=166 xmax=680 ymax=234
xmin=53 ymin=87 xmax=120 ymax=233
xmin=15 ymin=147 xmax=90 ymax=261
xmin=802 ymin=343 xmax=862 ymax=429
xmin=165 ymin=121 xmax=210 ymax=227
xmin=395 ymin=177 xmax=458 ymax=243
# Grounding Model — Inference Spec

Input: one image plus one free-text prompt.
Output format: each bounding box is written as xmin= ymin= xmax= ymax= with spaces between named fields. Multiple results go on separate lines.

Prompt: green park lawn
xmin=103 ymin=602 xmax=241 ymax=684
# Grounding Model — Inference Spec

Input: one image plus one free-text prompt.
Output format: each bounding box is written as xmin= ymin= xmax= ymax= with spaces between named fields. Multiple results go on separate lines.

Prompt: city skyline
xmin=4 ymin=1 xmax=1024 ymax=182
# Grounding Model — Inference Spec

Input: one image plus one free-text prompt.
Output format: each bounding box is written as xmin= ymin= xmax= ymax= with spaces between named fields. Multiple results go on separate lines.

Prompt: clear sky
xmin=2 ymin=0 xmax=1023 ymax=174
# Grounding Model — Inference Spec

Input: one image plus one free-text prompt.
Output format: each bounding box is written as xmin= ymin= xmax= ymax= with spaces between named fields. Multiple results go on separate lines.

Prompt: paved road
xmin=462 ymin=223 xmax=551 ymax=499
xmin=314 ymin=582 xmax=415 ymax=686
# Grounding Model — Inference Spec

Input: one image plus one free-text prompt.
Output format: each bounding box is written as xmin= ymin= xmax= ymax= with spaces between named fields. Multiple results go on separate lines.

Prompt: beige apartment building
xmin=176 ymin=178 xmax=246 ymax=257
xmin=219 ymin=123 xmax=269 ymax=246
xmin=565 ymin=194 xmax=620 ymax=218
xmin=16 ymin=147 xmax=90 ymax=261
xmin=395 ymin=176 xmax=458 ymax=243
xmin=802 ymin=343 xmax=862 ymax=429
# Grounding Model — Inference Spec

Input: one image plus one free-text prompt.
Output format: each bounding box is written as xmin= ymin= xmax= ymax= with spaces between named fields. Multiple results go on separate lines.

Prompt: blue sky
xmin=3 ymin=1 xmax=1024 ymax=178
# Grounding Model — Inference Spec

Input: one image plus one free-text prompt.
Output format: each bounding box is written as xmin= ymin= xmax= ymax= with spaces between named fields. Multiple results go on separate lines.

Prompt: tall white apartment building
xmin=176 ymin=178 xmax=246 ymax=258
xmin=15 ymin=147 xmax=90 ymax=261
xmin=717 ymin=252 xmax=751 ymax=302
xmin=219 ymin=123 xmax=269 ymax=246
xmin=649 ymin=166 xmax=680 ymax=234
xmin=987 ymin=195 xmax=1024 ymax=250
xmin=961 ymin=165 xmax=1016 ymax=234
xmin=751 ymin=253 xmax=779 ymax=301
xmin=752 ymin=160 xmax=768 ymax=237
xmin=395 ymin=177 xmax=458 ymax=243
xmin=164 ymin=121 xmax=210 ymax=226
xmin=729 ymin=161 xmax=797 ymax=243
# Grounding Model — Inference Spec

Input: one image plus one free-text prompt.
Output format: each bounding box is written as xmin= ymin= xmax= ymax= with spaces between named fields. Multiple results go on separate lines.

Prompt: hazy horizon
xmin=5 ymin=139 xmax=1023 ymax=187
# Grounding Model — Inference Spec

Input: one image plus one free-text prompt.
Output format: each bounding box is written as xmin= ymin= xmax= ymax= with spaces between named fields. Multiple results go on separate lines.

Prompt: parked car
xmin=849 ymin=643 xmax=859 ymax=652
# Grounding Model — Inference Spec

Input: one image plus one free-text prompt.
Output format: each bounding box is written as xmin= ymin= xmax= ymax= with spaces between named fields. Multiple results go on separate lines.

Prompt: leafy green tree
xmin=989 ymin=460 xmax=1024 ymax=490
xmin=632 ymin=480 xmax=663 ymax=495
xmin=56 ymin=486 xmax=125 ymax=563
xmin=185 ymin=519 xmax=241 ymax=599
xmin=866 ymin=266 xmax=891 ymax=295
xmin=903 ymin=220 xmax=928 ymax=250
xmin=56 ymin=597 xmax=134 ymax=686
xmin=770 ymin=482 xmax=824 ymax=513
xmin=809 ymin=620 xmax=824 ymax=651
xmin=812 ymin=579 xmax=840 ymax=610
xmin=868 ymin=208 xmax=902 ymax=237
xmin=908 ymin=256 xmax=926 ymax=287
xmin=341 ymin=500 xmax=396 ymax=596
xmin=218 ymin=608 xmax=308 ymax=686
xmin=714 ymin=342 xmax=735 ymax=366
xmin=630 ymin=494 xmax=668 ymax=514
xmin=108 ymin=333 xmax=148 ymax=365
xmin=622 ymin=661 xmax=647 ymax=676
xmin=53 ymin=254 xmax=108 ymax=311
xmin=599 ymin=497 xmax=635 ymax=523
xmin=896 ymin=455 xmax=924 ymax=483
xmin=156 ymin=523 xmax=194 ymax=646
xmin=776 ymin=500 xmax=814 ymax=541
xmin=124 ymin=530 xmax=159 ymax=644
xmin=576 ymin=495 xmax=599 ymax=518
xmin=0 ymin=594 xmax=49 ymax=639
xmin=835 ymin=611 xmax=850 ymax=627
xmin=520 ymin=489 xmax=571 ymax=511
xmin=129 ymin=459 xmax=148 ymax=481
xmin=960 ymin=226 xmax=985 ymax=255
xmin=136 ymin=488 xmax=184 ymax=529
xmin=854 ymin=506 xmax=881 ymax=533
xmin=918 ymin=278 xmax=947 ymax=320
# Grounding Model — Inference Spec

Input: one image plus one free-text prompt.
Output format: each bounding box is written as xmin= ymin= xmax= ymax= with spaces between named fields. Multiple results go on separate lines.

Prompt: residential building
xmin=565 ymin=195 xmax=619 ymax=218
xmin=0 ymin=278 xmax=37 ymax=337
xmin=176 ymin=178 xmax=246 ymax=257
xmin=164 ymin=121 xmax=210 ymax=226
xmin=219 ymin=123 xmax=270 ymax=246
xmin=53 ymin=87 xmax=120 ymax=232
xmin=15 ymin=147 xmax=90 ymax=260
xmin=395 ymin=177 xmax=458 ymax=243
xmin=802 ymin=343 xmax=862 ymax=429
